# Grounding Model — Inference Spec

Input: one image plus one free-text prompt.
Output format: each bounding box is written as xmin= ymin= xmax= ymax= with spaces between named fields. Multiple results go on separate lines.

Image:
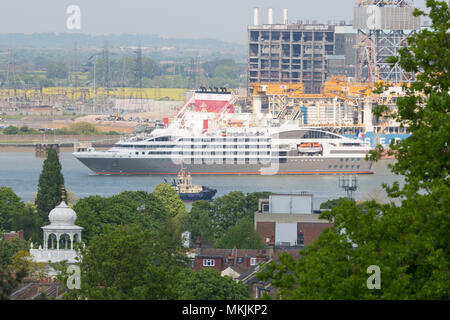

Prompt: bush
xmin=3 ymin=126 xmax=19 ymax=135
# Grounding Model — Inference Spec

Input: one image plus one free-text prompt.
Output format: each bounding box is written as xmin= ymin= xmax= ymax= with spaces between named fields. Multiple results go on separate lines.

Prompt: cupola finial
xmin=61 ymin=185 xmax=66 ymax=202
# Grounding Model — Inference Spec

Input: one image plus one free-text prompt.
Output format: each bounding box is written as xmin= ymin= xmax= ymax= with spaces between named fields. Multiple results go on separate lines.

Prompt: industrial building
xmin=248 ymin=8 xmax=357 ymax=94
xmin=248 ymin=2 xmax=420 ymax=93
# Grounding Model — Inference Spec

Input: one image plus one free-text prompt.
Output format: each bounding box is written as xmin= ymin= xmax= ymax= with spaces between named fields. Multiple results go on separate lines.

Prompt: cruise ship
xmin=73 ymin=118 xmax=374 ymax=175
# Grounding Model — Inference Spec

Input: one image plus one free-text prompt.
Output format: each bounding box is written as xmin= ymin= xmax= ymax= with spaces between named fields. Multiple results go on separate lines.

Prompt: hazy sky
xmin=0 ymin=0 xmax=428 ymax=44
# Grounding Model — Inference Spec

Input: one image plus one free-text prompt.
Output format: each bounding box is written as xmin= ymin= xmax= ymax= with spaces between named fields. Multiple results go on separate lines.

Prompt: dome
xmin=48 ymin=201 xmax=77 ymax=226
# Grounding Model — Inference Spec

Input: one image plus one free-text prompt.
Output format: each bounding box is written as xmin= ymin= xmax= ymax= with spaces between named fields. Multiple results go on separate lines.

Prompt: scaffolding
xmin=251 ymin=76 xmax=406 ymax=133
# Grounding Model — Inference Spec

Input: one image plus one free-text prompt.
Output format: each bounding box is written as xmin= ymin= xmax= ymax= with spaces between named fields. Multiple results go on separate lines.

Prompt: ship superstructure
xmin=73 ymin=110 xmax=373 ymax=175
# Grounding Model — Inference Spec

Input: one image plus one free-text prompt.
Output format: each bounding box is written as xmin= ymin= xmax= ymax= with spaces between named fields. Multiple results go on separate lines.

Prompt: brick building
xmin=193 ymin=247 xmax=266 ymax=273
xmin=3 ymin=230 xmax=24 ymax=242
xmin=255 ymin=193 xmax=333 ymax=247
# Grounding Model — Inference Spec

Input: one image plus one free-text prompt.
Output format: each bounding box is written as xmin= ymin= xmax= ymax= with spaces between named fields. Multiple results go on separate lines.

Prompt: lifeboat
xmin=297 ymin=142 xmax=323 ymax=153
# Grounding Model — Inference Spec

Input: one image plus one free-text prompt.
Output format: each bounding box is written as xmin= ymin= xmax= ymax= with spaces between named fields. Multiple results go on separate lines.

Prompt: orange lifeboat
xmin=297 ymin=142 xmax=323 ymax=154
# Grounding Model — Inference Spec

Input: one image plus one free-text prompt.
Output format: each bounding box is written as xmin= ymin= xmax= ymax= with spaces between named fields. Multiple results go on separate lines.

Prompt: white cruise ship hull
xmin=74 ymin=155 xmax=373 ymax=175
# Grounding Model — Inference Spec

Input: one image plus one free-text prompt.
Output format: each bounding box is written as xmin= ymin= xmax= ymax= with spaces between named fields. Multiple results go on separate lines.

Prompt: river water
xmin=0 ymin=149 xmax=403 ymax=209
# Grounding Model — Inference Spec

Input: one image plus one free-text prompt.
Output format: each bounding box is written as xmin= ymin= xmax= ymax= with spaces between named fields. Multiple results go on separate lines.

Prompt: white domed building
xmin=30 ymin=201 xmax=83 ymax=264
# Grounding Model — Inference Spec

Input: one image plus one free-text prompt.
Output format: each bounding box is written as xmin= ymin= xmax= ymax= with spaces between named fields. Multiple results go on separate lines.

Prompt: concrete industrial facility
xmin=247 ymin=1 xmax=421 ymax=94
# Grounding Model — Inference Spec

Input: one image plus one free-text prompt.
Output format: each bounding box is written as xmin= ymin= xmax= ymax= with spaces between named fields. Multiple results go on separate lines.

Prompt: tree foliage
xmin=319 ymin=197 xmax=353 ymax=209
xmin=2 ymin=126 xmax=19 ymax=135
xmin=183 ymin=200 xmax=216 ymax=246
xmin=11 ymin=204 xmax=42 ymax=244
xmin=73 ymin=223 xmax=187 ymax=300
xmin=214 ymin=217 xmax=264 ymax=250
xmin=0 ymin=238 xmax=29 ymax=267
xmin=0 ymin=187 xmax=25 ymax=231
xmin=181 ymin=268 xmax=249 ymax=300
xmin=257 ymin=1 xmax=450 ymax=300
xmin=58 ymin=122 xmax=100 ymax=135
xmin=73 ymin=190 xmax=169 ymax=245
xmin=0 ymin=187 xmax=42 ymax=244
xmin=46 ymin=61 xmax=68 ymax=79
xmin=183 ymin=192 xmax=271 ymax=247
xmin=0 ymin=266 xmax=26 ymax=300
xmin=35 ymin=148 xmax=65 ymax=222
xmin=7 ymin=250 xmax=48 ymax=280
xmin=152 ymin=182 xmax=187 ymax=228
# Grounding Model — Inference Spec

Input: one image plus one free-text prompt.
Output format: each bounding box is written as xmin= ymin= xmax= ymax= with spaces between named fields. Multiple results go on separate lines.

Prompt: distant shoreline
xmin=0 ymin=146 xmax=110 ymax=152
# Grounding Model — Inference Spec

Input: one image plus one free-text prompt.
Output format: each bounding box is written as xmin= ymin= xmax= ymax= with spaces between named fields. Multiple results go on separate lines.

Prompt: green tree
xmin=3 ymin=126 xmax=19 ymax=135
xmin=257 ymin=1 xmax=450 ymax=300
xmin=65 ymin=122 xmax=99 ymax=135
xmin=73 ymin=223 xmax=187 ymax=300
xmin=11 ymin=204 xmax=42 ymax=244
xmin=215 ymin=217 xmax=264 ymax=250
xmin=8 ymin=250 xmax=48 ymax=280
xmin=35 ymin=148 xmax=65 ymax=222
xmin=0 ymin=188 xmax=42 ymax=243
xmin=46 ymin=61 xmax=68 ymax=79
xmin=182 ymin=200 xmax=216 ymax=246
xmin=0 ymin=266 xmax=26 ymax=300
xmin=19 ymin=125 xmax=35 ymax=134
xmin=152 ymin=182 xmax=187 ymax=221
xmin=243 ymin=192 xmax=272 ymax=218
xmin=73 ymin=191 xmax=169 ymax=245
xmin=0 ymin=238 xmax=29 ymax=267
xmin=0 ymin=187 xmax=25 ymax=231
xmin=181 ymin=268 xmax=249 ymax=300
xmin=182 ymin=192 xmax=271 ymax=247
xmin=211 ymin=191 xmax=247 ymax=237
xmin=319 ymin=197 xmax=353 ymax=209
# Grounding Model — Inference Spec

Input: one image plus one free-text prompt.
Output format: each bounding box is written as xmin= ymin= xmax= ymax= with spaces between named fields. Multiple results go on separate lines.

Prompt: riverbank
xmin=0 ymin=134 xmax=119 ymax=148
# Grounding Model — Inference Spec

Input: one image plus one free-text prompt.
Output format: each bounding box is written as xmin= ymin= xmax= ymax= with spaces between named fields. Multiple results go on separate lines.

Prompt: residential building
xmin=2 ymin=230 xmax=24 ymax=242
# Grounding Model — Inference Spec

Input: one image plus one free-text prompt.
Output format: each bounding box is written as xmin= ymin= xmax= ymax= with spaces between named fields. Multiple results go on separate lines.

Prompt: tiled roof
xmin=198 ymin=247 xmax=265 ymax=258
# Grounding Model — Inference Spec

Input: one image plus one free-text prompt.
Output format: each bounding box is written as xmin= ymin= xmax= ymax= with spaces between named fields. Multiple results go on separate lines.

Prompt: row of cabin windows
xmin=119 ymin=144 xmax=271 ymax=149
xmin=329 ymin=164 xmax=361 ymax=169
xmin=342 ymin=143 xmax=362 ymax=146
xmin=183 ymin=151 xmax=271 ymax=155
xmin=302 ymin=131 xmax=340 ymax=139
xmin=183 ymin=144 xmax=272 ymax=149
xmin=148 ymin=137 xmax=170 ymax=142
xmin=120 ymin=144 xmax=175 ymax=149
xmin=149 ymin=158 xmax=276 ymax=164
xmin=135 ymin=151 xmax=172 ymax=155
xmin=134 ymin=151 xmax=272 ymax=156
xmin=181 ymin=138 xmax=270 ymax=143
xmin=340 ymin=158 xmax=361 ymax=162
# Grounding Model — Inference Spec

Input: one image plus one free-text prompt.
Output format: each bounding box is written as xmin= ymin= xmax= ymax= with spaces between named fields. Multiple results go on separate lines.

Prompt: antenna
xmin=338 ymin=175 xmax=358 ymax=200
xmin=103 ymin=41 xmax=111 ymax=112
xmin=188 ymin=56 xmax=199 ymax=90
xmin=133 ymin=45 xmax=144 ymax=111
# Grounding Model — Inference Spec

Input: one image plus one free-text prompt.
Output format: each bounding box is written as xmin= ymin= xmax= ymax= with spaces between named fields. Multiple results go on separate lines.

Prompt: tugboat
xmin=170 ymin=165 xmax=217 ymax=201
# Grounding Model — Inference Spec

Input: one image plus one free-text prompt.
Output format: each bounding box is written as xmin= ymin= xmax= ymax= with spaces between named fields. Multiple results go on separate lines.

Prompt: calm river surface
xmin=0 ymin=149 xmax=403 ymax=209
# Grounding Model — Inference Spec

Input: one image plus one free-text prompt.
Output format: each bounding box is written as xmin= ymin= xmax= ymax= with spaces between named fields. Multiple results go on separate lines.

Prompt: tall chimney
xmin=268 ymin=8 xmax=273 ymax=24
xmin=283 ymin=8 xmax=288 ymax=24
xmin=253 ymin=7 xmax=259 ymax=26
